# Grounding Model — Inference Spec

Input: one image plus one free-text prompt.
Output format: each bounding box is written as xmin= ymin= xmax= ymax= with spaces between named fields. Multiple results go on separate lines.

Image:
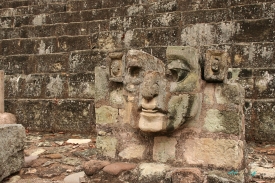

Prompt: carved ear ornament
xmin=204 ymin=50 xmax=229 ymax=83
xmin=108 ymin=51 xmax=125 ymax=83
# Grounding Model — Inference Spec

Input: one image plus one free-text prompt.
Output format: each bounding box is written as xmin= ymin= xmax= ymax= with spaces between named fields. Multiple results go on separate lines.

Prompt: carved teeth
xmin=142 ymin=108 xmax=158 ymax=113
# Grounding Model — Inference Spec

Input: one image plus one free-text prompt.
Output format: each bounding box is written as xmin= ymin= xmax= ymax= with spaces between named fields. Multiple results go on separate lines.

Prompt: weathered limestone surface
xmin=203 ymin=109 xmax=241 ymax=135
xmin=0 ymin=0 xmax=273 ymax=144
xmin=96 ymin=136 xmax=117 ymax=158
xmin=183 ymin=138 xmax=244 ymax=169
xmin=153 ymin=136 xmax=177 ymax=162
xmin=0 ymin=124 xmax=25 ymax=182
xmin=138 ymin=163 xmax=170 ymax=182
xmin=118 ymin=144 xmax=146 ymax=160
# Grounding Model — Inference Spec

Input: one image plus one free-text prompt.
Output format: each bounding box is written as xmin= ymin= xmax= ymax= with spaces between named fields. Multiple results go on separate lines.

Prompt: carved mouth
xmin=142 ymin=108 xmax=158 ymax=113
xmin=141 ymin=107 xmax=167 ymax=114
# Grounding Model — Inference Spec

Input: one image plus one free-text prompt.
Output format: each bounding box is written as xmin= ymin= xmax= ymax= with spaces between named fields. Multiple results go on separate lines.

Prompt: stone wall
xmin=93 ymin=46 xmax=246 ymax=182
xmin=0 ymin=0 xmax=274 ymax=142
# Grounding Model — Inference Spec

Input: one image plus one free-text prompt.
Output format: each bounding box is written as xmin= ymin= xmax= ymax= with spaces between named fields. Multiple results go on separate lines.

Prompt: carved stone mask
xmin=124 ymin=46 xmax=202 ymax=132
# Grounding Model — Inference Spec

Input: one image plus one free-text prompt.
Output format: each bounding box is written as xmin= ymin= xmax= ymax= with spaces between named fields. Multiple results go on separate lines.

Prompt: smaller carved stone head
xmin=123 ymin=46 xmax=202 ymax=132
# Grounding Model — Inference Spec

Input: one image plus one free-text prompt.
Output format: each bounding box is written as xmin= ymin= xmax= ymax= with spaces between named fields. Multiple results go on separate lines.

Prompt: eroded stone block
xmin=118 ymin=144 xmax=146 ymax=160
xmin=138 ymin=163 xmax=170 ymax=182
xmin=96 ymin=136 xmax=117 ymax=158
xmin=45 ymin=74 xmax=66 ymax=98
xmin=183 ymin=138 xmax=244 ymax=169
xmin=215 ymin=83 xmax=245 ymax=105
xmin=204 ymin=50 xmax=229 ymax=82
xmin=153 ymin=136 xmax=177 ymax=162
xmin=203 ymin=109 xmax=241 ymax=135
xmin=95 ymin=66 xmax=109 ymax=104
xmin=13 ymin=99 xmax=93 ymax=133
xmin=253 ymin=101 xmax=275 ymax=142
xmin=69 ymin=73 xmax=95 ymax=98
xmin=0 ymin=124 xmax=25 ymax=182
xmin=169 ymin=168 xmax=203 ymax=183
xmin=95 ymin=105 xmax=118 ymax=124
xmin=109 ymin=88 xmax=124 ymax=108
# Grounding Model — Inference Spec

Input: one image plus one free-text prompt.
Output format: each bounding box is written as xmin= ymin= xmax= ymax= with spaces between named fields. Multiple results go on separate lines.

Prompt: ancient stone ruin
xmin=0 ymin=0 xmax=274 ymax=182
xmin=93 ymin=46 xmax=245 ymax=182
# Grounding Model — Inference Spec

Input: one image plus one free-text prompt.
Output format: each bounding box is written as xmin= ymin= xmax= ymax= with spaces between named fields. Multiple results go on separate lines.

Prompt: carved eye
xmin=129 ymin=66 xmax=142 ymax=77
xmin=166 ymin=68 xmax=189 ymax=82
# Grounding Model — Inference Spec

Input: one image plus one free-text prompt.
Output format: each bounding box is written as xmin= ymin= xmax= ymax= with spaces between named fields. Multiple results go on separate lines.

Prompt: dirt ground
xmin=3 ymin=131 xmax=275 ymax=183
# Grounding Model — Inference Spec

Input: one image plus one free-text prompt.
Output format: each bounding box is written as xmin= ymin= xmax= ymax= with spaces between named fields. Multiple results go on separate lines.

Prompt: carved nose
xmin=141 ymin=72 xmax=160 ymax=100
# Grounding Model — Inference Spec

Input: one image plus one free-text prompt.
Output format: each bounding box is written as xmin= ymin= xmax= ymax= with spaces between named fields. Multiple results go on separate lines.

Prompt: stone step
xmin=4 ymin=72 xmax=96 ymax=99
xmin=0 ymin=6 xmax=123 ymax=28
xmin=67 ymin=0 xmax=140 ymax=11
xmin=0 ymin=29 xmax=124 ymax=55
xmin=0 ymin=12 xmax=72 ymax=29
xmin=0 ymin=124 xmax=25 ymax=182
xmin=0 ymin=0 xmax=33 ymax=9
xmin=0 ymin=49 xmax=106 ymax=74
xmin=81 ymin=7 xmax=126 ymax=22
xmin=67 ymin=0 xmax=102 ymax=11
xmin=0 ymin=3 xmax=67 ymax=17
xmin=0 ymin=53 xmax=68 ymax=75
xmin=0 ymin=35 xmax=96 ymax=56
xmin=3 ymin=71 xmax=96 ymax=99
xmin=0 ymin=14 xmax=34 ymax=28
xmin=35 ymin=0 xmax=67 ymax=4
xmin=42 ymin=8 xmax=125 ymax=24
xmin=0 ymin=20 xmax=109 ymax=39
xmin=0 ymin=1 xmax=142 ymax=28
xmin=33 ymin=3 xmax=67 ymax=15
xmin=0 ymin=7 xmax=28 ymax=17
xmin=5 ymin=99 xmax=94 ymax=133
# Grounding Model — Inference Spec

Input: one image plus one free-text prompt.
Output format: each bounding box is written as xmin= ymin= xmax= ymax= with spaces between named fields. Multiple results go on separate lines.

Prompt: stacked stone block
xmin=93 ymin=47 xmax=246 ymax=182
xmin=0 ymin=0 xmax=273 ymax=140
xmin=0 ymin=0 xmax=273 ymax=182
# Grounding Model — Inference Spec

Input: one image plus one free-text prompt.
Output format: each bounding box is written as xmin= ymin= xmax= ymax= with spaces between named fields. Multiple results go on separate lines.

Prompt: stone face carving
xmin=94 ymin=47 xmax=245 ymax=181
xmin=124 ymin=46 xmax=202 ymax=132
xmin=204 ymin=50 xmax=229 ymax=82
xmin=108 ymin=52 xmax=124 ymax=83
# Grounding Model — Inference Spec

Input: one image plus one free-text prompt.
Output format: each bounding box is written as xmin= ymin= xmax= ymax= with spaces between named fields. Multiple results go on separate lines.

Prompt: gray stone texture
xmin=0 ymin=124 xmax=25 ymax=182
xmin=0 ymin=0 xmax=273 ymax=143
